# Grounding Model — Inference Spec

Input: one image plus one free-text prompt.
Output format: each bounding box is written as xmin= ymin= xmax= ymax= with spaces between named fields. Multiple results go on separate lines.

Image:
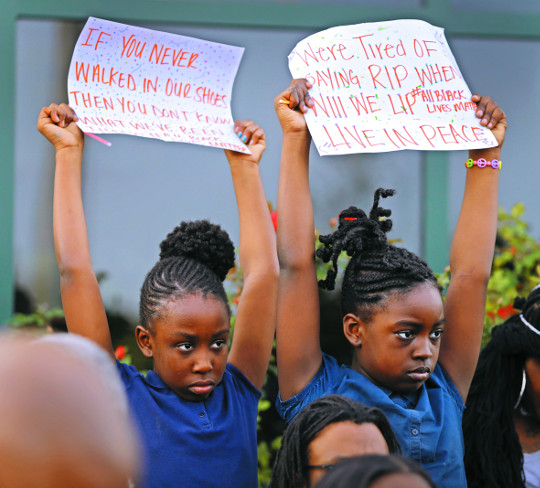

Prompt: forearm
xmin=449 ymin=146 xmax=500 ymax=280
xmin=53 ymin=148 xmax=93 ymax=275
xmin=275 ymin=130 xmax=323 ymax=399
xmin=229 ymin=159 xmax=278 ymax=279
xmin=277 ymin=131 xmax=314 ymax=270
xmin=53 ymin=148 xmax=113 ymax=354
xmin=227 ymin=158 xmax=279 ymax=389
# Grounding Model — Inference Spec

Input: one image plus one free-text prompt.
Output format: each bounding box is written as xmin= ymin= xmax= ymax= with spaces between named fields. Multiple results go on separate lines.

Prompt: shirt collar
xmin=143 ymin=369 xmax=170 ymax=389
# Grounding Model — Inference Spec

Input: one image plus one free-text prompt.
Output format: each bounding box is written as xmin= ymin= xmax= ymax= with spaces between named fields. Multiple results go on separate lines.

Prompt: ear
xmin=343 ymin=313 xmax=366 ymax=348
xmin=135 ymin=325 xmax=154 ymax=358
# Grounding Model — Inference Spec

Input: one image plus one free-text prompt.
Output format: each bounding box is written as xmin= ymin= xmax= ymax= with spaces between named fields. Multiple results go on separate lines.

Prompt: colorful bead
xmin=464 ymin=158 xmax=502 ymax=170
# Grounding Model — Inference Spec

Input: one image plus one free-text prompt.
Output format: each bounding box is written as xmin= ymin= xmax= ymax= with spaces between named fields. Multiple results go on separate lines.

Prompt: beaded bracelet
xmin=464 ymin=158 xmax=502 ymax=170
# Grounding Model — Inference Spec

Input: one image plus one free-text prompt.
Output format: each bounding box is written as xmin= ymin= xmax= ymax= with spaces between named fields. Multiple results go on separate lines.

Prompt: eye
xmin=396 ymin=330 xmax=415 ymax=341
xmin=177 ymin=343 xmax=193 ymax=352
xmin=211 ymin=339 xmax=227 ymax=351
xmin=429 ymin=329 xmax=444 ymax=340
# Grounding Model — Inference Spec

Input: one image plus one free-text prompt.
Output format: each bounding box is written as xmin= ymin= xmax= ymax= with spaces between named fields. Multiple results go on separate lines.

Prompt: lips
xmin=406 ymin=367 xmax=431 ymax=382
xmin=188 ymin=381 xmax=215 ymax=396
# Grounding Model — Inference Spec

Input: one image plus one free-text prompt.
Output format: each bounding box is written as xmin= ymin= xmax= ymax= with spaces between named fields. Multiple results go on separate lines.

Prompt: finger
xmin=291 ymin=80 xmax=313 ymax=113
xmin=38 ymin=106 xmax=52 ymax=121
xmin=473 ymin=95 xmax=491 ymax=121
xmin=249 ymin=127 xmax=265 ymax=145
xmin=37 ymin=106 xmax=52 ymax=131
xmin=59 ymin=103 xmax=78 ymax=124
xmin=241 ymin=122 xmax=257 ymax=144
xmin=234 ymin=120 xmax=254 ymax=143
xmin=479 ymin=97 xmax=499 ymax=127
xmin=287 ymin=86 xmax=301 ymax=110
xmin=49 ymin=104 xmax=61 ymax=124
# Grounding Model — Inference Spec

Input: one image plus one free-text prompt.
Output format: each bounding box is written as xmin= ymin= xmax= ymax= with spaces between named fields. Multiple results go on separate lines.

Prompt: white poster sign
xmin=288 ymin=19 xmax=497 ymax=155
xmin=68 ymin=17 xmax=249 ymax=153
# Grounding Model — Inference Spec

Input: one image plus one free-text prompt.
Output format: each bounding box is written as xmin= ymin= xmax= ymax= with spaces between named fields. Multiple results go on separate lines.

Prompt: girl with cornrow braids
xmin=463 ymin=287 xmax=540 ymax=488
xmin=38 ymin=104 xmax=278 ymax=488
xmin=273 ymin=79 xmax=507 ymax=488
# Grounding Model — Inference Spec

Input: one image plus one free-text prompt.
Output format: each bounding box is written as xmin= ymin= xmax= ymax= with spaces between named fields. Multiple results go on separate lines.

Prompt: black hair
xmin=317 ymin=188 xmax=438 ymax=321
xmin=314 ymin=454 xmax=437 ymax=488
xmin=139 ymin=220 xmax=235 ymax=329
xmin=269 ymin=395 xmax=400 ymax=488
xmin=463 ymin=286 xmax=540 ymax=488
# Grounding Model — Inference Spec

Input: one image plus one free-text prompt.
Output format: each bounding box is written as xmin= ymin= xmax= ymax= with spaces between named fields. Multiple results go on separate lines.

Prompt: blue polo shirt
xmin=117 ymin=362 xmax=261 ymax=488
xmin=276 ymin=354 xmax=466 ymax=488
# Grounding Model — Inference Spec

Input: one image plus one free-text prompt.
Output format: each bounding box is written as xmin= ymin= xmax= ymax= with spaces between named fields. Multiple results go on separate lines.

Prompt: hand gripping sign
xmin=288 ymin=19 xmax=497 ymax=155
xmin=68 ymin=17 xmax=249 ymax=153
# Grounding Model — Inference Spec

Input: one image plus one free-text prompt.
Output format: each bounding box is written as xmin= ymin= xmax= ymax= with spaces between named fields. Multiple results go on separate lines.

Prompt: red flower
xmin=509 ymin=246 xmax=517 ymax=255
xmin=487 ymin=311 xmax=496 ymax=320
xmin=497 ymin=304 xmax=516 ymax=319
xmin=115 ymin=345 xmax=126 ymax=360
xmin=233 ymin=296 xmax=240 ymax=305
xmin=270 ymin=211 xmax=277 ymax=232
xmin=329 ymin=217 xmax=337 ymax=228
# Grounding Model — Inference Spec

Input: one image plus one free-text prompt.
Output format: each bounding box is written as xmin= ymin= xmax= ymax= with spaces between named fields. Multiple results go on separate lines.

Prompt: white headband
xmin=519 ymin=314 xmax=540 ymax=336
xmin=514 ymin=368 xmax=527 ymax=409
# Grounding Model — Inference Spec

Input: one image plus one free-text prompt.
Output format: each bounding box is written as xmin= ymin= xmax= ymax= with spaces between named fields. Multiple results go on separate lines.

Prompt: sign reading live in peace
xmin=288 ymin=19 xmax=498 ymax=155
xmin=68 ymin=17 xmax=250 ymax=153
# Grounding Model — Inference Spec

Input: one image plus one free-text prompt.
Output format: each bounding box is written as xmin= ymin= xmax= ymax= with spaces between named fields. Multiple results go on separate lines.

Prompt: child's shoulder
xmin=115 ymin=360 xmax=160 ymax=390
xmin=429 ymin=363 xmax=465 ymax=410
xmin=225 ymin=362 xmax=262 ymax=398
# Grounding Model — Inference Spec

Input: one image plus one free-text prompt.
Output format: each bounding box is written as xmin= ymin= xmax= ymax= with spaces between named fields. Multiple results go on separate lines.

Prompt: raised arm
xmin=274 ymin=80 xmax=323 ymax=400
xmin=37 ymin=104 xmax=113 ymax=357
xmin=225 ymin=122 xmax=279 ymax=390
xmin=439 ymin=95 xmax=507 ymax=400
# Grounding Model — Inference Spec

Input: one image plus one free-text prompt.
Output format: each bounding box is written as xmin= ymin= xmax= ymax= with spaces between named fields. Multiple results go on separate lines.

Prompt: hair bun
xmin=513 ymin=296 xmax=526 ymax=311
xmin=159 ymin=220 xmax=235 ymax=282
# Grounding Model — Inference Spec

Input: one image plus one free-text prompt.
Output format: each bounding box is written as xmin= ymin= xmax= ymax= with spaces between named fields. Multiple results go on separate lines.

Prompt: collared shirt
xmin=118 ymin=362 xmax=261 ymax=488
xmin=524 ymin=450 xmax=540 ymax=488
xmin=276 ymin=353 xmax=466 ymax=488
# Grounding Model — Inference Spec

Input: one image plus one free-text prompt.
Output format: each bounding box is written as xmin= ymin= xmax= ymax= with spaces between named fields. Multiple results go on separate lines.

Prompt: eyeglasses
xmin=304 ymin=464 xmax=338 ymax=488
xmin=306 ymin=464 xmax=337 ymax=471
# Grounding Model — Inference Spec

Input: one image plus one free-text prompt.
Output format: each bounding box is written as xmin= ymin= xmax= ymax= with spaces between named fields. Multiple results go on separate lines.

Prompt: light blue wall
xmin=448 ymin=37 xmax=540 ymax=234
xmin=14 ymin=19 xmax=423 ymax=320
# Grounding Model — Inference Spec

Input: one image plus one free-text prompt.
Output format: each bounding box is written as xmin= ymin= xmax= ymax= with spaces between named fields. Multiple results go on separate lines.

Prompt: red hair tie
xmin=343 ymin=217 xmax=357 ymax=221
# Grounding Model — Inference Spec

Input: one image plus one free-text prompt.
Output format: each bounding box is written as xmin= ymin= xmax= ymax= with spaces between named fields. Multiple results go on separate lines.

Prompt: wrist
xmin=468 ymin=147 xmax=501 ymax=161
xmin=56 ymin=144 xmax=83 ymax=160
xmin=228 ymin=158 xmax=259 ymax=171
xmin=283 ymin=130 xmax=311 ymax=147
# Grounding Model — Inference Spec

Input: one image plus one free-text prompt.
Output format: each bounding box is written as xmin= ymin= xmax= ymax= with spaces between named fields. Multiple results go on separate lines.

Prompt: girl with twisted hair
xmin=273 ymin=78 xmax=507 ymax=488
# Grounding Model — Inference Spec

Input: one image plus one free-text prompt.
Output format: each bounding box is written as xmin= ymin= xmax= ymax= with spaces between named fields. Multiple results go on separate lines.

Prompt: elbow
xmin=448 ymin=266 xmax=491 ymax=291
xmin=243 ymin=257 xmax=280 ymax=284
xmin=277 ymin=246 xmax=315 ymax=274
xmin=57 ymin=261 xmax=94 ymax=283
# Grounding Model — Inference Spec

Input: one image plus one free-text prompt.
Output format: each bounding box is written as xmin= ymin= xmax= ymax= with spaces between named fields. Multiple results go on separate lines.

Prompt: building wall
xmin=13 ymin=17 xmax=538 ymax=320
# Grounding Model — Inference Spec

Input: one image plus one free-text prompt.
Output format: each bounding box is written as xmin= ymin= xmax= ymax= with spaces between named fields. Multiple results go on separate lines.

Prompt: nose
xmin=412 ymin=337 xmax=433 ymax=360
xmin=192 ymin=351 xmax=213 ymax=374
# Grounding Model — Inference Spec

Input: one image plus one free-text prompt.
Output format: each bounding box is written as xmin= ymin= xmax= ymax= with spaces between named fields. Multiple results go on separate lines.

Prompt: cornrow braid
xmin=463 ymin=287 xmax=540 ymax=488
xmin=139 ymin=220 xmax=235 ymax=329
xmin=317 ymin=188 xmax=438 ymax=320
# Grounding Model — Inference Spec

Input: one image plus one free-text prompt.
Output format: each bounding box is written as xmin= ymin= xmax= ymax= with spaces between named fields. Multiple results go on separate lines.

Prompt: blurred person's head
xmin=0 ymin=333 xmax=139 ymax=488
xmin=314 ymin=454 xmax=437 ymax=488
xmin=270 ymin=395 xmax=400 ymax=488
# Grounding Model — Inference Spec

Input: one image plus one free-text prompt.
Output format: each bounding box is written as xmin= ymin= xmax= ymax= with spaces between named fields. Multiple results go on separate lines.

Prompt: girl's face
xmin=306 ymin=420 xmax=389 ymax=487
xmin=347 ymin=282 xmax=444 ymax=393
xmin=137 ymin=294 xmax=230 ymax=402
xmin=525 ymin=356 xmax=540 ymax=418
